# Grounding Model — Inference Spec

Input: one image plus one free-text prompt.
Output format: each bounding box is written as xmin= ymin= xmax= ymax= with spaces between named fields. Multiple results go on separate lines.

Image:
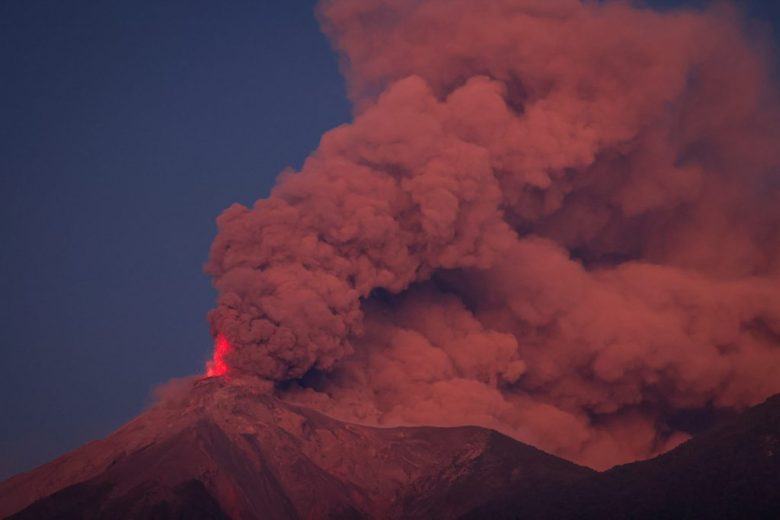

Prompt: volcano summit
xmin=0 ymin=377 xmax=592 ymax=519
xmin=1 ymin=380 xmax=779 ymax=519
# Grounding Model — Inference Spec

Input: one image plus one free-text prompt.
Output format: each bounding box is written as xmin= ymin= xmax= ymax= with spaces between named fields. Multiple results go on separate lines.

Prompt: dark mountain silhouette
xmin=1 ymin=379 xmax=777 ymax=519
xmin=464 ymin=393 xmax=780 ymax=519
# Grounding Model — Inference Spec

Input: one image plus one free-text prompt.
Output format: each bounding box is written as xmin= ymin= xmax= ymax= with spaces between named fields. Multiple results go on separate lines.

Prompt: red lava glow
xmin=206 ymin=334 xmax=232 ymax=377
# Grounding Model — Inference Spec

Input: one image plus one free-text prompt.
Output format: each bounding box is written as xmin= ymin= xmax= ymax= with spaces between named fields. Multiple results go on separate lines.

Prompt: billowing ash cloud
xmin=205 ymin=0 xmax=780 ymax=469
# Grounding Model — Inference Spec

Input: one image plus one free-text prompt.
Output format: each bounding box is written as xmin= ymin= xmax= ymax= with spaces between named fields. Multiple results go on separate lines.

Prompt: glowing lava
xmin=206 ymin=334 xmax=232 ymax=377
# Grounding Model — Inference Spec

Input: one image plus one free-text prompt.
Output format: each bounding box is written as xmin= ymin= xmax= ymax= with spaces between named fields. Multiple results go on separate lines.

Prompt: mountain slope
xmin=0 ymin=377 xmax=592 ymax=519
xmin=463 ymin=393 xmax=780 ymax=519
xmin=5 ymin=378 xmax=778 ymax=519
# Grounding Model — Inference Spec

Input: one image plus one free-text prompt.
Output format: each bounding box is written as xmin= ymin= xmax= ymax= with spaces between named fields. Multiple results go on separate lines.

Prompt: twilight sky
xmin=1 ymin=0 xmax=778 ymax=479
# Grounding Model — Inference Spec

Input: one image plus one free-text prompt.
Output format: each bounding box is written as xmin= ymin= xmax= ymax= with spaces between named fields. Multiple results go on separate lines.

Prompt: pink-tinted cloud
xmin=206 ymin=0 xmax=780 ymax=469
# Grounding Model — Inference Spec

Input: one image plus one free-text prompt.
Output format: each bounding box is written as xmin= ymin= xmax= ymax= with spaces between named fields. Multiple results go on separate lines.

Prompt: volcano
xmin=1 ymin=380 xmax=779 ymax=519
xmin=0 ymin=377 xmax=592 ymax=519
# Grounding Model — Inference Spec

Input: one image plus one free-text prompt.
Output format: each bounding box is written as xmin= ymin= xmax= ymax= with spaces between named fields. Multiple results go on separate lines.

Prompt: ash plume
xmin=205 ymin=0 xmax=780 ymax=469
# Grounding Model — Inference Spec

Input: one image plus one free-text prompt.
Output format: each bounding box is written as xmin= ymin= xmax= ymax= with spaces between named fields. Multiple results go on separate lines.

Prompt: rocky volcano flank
xmin=3 ymin=378 xmax=779 ymax=519
xmin=0 ymin=378 xmax=591 ymax=519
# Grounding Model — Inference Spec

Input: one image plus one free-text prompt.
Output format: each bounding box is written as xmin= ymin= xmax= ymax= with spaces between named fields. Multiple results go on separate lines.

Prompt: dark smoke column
xmin=206 ymin=0 xmax=780 ymax=469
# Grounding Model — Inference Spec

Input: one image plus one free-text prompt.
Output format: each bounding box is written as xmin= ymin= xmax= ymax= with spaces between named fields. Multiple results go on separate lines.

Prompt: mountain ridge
xmin=0 ymin=377 xmax=592 ymax=519
xmin=463 ymin=393 xmax=780 ymax=519
xmin=2 ymin=380 xmax=778 ymax=519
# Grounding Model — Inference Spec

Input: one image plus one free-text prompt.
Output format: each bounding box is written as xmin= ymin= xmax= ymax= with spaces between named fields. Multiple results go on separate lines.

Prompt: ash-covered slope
xmin=465 ymin=393 xmax=780 ymax=520
xmin=0 ymin=378 xmax=592 ymax=519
